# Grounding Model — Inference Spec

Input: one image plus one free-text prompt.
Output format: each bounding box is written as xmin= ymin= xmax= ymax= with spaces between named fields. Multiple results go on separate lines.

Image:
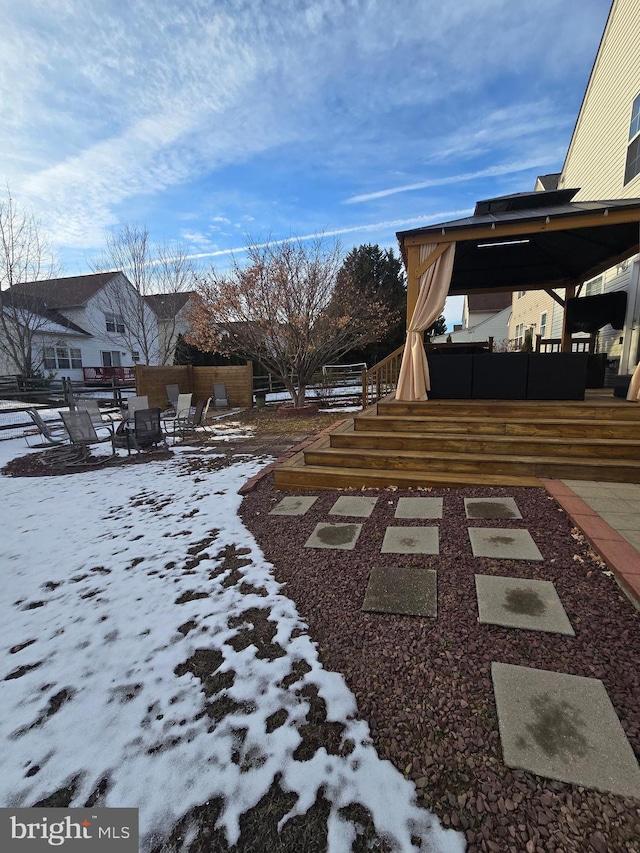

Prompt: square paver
xmin=269 ymin=496 xmax=318 ymax=516
xmin=395 ymin=497 xmax=443 ymax=519
xmin=464 ymin=497 xmax=522 ymax=519
xmin=475 ymin=575 xmax=574 ymax=635
xmin=492 ymin=663 xmax=640 ymax=798
xmin=468 ymin=527 xmax=543 ymax=561
xmin=381 ymin=526 xmax=439 ymax=555
xmin=329 ymin=496 xmax=378 ymax=517
xmin=304 ymin=522 xmax=362 ymax=550
xmin=599 ymin=512 xmax=640 ymax=531
xmin=362 ymin=566 xmax=437 ymax=617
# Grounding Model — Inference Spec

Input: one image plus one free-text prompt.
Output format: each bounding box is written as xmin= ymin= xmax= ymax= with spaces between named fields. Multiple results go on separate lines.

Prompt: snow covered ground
xmin=0 ymin=433 xmax=463 ymax=852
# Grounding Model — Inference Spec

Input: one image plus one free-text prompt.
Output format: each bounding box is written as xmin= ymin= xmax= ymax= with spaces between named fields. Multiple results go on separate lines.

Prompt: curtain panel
xmin=396 ymin=242 xmax=456 ymax=401
xmin=627 ymin=361 xmax=640 ymax=401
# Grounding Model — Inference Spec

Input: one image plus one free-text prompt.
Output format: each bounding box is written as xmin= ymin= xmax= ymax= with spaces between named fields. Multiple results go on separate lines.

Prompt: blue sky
xmin=1 ymin=0 xmax=612 ymax=326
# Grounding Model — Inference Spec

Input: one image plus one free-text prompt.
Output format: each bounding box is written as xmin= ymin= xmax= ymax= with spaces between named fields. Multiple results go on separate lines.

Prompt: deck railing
xmin=361 ymin=344 xmax=405 ymax=408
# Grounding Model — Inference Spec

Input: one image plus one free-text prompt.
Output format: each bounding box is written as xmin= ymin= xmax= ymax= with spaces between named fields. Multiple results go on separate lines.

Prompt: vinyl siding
xmin=560 ymin=0 xmax=640 ymax=199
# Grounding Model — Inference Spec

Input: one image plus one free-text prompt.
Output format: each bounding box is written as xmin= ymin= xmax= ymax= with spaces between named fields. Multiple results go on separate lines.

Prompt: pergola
xmin=395 ymin=190 xmax=640 ymax=401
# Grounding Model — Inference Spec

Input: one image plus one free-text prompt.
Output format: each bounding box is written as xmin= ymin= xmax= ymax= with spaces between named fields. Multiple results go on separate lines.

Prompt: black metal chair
xmin=130 ymin=408 xmax=167 ymax=453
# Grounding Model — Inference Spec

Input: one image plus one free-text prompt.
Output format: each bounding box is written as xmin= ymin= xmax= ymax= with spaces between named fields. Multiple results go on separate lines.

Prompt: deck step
xmin=354 ymin=415 xmax=640 ymax=440
xmin=331 ymin=430 xmax=640 ymax=460
xmin=273 ymin=395 xmax=640 ymax=490
xmin=378 ymin=399 xmax=640 ymax=421
xmin=303 ymin=446 xmax=640 ymax=483
xmin=273 ymin=460 xmax=543 ymax=490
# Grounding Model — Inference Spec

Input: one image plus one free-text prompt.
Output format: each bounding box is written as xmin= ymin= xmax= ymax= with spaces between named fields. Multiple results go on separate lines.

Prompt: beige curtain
xmin=626 ymin=361 xmax=640 ymax=401
xmin=396 ymin=241 xmax=456 ymax=401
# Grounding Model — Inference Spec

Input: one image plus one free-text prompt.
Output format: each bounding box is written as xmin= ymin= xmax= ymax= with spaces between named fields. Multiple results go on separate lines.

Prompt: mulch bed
xmin=240 ymin=478 xmax=640 ymax=853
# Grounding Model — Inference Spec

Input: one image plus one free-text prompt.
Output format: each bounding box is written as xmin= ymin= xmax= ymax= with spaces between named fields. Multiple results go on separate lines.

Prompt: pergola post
xmin=561 ymin=284 xmax=576 ymax=352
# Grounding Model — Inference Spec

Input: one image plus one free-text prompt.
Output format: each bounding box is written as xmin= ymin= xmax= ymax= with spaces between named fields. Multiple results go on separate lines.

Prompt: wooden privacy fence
xmin=135 ymin=363 xmax=253 ymax=410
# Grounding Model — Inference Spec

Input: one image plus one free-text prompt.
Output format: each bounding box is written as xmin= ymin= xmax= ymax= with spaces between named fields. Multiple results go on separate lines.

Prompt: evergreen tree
xmin=333 ymin=244 xmax=406 ymax=367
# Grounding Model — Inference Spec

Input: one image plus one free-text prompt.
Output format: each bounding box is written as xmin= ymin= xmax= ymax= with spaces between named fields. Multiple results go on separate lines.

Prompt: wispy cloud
xmin=0 ymin=0 xmax=611 ymax=260
xmin=344 ymin=159 xmax=561 ymax=205
xmin=180 ymin=209 xmax=472 ymax=262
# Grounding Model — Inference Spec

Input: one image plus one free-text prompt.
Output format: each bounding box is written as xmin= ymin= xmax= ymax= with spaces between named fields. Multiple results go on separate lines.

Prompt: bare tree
xmin=186 ymin=236 xmax=392 ymax=407
xmin=91 ymin=224 xmax=195 ymax=365
xmin=0 ymin=187 xmax=61 ymax=377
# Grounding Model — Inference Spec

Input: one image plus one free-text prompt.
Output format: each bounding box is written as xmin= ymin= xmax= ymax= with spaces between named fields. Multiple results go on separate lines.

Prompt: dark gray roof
xmin=144 ymin=291 xmax=192 ymax=319
xmin=467 ymin=292 xmax=512 ymax=312
xmin=9 ymin=271 xmax=123 ymax=310
xmin=397 ymin=194 xmax=640 ymax=296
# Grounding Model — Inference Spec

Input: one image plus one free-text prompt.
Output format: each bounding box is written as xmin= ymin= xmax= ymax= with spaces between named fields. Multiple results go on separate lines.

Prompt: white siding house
xmin=1 ymin=271 xmax=157 ymax=380
xmin=432 ymin=292 xmax=511 ymax=347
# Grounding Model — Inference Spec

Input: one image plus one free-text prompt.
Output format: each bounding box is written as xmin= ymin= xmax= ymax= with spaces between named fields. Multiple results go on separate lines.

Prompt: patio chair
xmin=173 ymin=398 xmax=207 ymax=440
xmin=77 ymin=399 xmax=119 ymax=430
xmin=24 ymin=409 xmax=68 ymax=448
xmin=166 ymin=384 xmax=180 ymax=409
xmin=162 ymin=393 xmax=192 ymax=433
xmin=201 ymin=396 xmax=212 ymax=430
xmin=125 ymin=395 xmax=149 ymax=424
xmin=213 ymin=382 xmax=229 ymax=409
xmin=129 ymin=408 xmax=167 ymax=453
xmin=51 ymin=410 xmax=116 ymax=468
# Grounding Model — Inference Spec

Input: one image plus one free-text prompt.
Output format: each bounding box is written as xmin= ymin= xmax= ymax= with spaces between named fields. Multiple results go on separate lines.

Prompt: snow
xmin=0 ymin=435 xmax=463 ymax=852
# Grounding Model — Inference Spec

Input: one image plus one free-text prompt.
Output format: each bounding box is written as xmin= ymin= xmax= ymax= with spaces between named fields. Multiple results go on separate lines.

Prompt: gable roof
xmin=8 ymin=271 xmax=123 ymax=310
xmin=466 ymin=292 xmax=512 ymax=312
xmin=144 ymin=291 xmax=192 ymax=319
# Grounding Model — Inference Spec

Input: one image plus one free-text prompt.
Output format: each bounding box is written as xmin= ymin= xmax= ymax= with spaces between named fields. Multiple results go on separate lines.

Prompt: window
xmin=43 ymin=346 xmax=82 ymax=370
xmin=131 ymin=350 xmax=140 ymax=362
xmin=101 ymin=351 xmax=122 ymax=368
xmin=105 ymin=312 xmax=125 ymax=334
xmin=514 ymin=322 xmax=524 ymax=348
xmin=585 ymin=275 xmax=604 ymax=297
xmin=539 ymin=312 xmax=548 ymax=339
xmin=516 ymin=291 xmax=525 ymax=299
xmin=624 ymin=91 xmax=640 ymax=185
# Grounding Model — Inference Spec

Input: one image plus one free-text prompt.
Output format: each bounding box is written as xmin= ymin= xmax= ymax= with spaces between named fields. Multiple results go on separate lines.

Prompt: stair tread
xmin=274 ymin=463 xmax=542 ymax=488
xmin=343 ymin=430 xmax=640 ymax=447
xmin=308 ymin=446 xmax=640 ymax=468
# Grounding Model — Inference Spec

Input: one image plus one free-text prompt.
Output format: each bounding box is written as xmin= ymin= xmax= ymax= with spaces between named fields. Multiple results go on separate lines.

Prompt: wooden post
xmin=560 ymin=284 xmax=576 ymax=352
xmin=406 ymin=245 xmax=421 ymax=330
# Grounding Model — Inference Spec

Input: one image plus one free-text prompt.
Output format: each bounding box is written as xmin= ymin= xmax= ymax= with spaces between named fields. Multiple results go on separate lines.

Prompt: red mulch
xmin=240 ymin=477 xmax=640 ymax=853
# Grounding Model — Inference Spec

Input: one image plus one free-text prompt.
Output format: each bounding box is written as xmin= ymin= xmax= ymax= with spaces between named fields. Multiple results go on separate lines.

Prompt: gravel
xmin=240 ymin=478 xmax=640 ymax=853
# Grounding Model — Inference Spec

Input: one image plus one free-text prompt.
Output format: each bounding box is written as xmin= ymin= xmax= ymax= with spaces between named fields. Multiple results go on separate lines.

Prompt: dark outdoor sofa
xmin=427 ymin=350 xmax=589 ymax=400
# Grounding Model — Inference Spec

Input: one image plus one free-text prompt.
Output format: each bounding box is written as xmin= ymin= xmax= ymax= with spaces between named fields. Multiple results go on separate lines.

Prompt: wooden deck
xmin=273 ymin=390 xmax=640 ymax=490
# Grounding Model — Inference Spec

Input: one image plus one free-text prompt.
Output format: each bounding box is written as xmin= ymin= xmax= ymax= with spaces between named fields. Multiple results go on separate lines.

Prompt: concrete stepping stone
xmin=381 ymin=526 xmax=439 ymax=555
xmin=269 ymin=496 xmax=318 ymax=516
xmin=329 ymin=496 xmax=378 ymax=517
xmin=465 ymin=497 xmax=522 ymax=519
xmin=395 ymin=497 xmax=443 ymax=519
xmin=492 ymin=663 xmax=640 ymax=798
xmin=469 ymin=527 xmax=543 ymax=561
xmin=304 ymin=522 xmax=362 ymax=550
xmin=475 ymin=575 xmax=575 ymax=636
xmin=362 ymin=566 xmax=437 ymax=617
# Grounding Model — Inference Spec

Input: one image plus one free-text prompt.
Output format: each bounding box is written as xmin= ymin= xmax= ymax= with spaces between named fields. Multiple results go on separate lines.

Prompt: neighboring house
xmin=0 ymin=271 xmax=155 ymax=380
xmin=144 ymin=291 xmax=194 ymax=365
xmin=509 ymin=0 xmax=640 ymax=376
xmin=431 ymin=292 xmax=511 ymax=347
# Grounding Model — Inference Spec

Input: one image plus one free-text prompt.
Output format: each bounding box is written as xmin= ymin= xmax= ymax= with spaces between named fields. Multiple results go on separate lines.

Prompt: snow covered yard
xmin=0 ymin=434 xmax=462 ymax=852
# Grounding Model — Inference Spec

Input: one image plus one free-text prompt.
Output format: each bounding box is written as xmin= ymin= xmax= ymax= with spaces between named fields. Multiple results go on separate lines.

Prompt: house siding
xmin=512 ymin=0 xmax=640 ymax=377
xmin=559 ymin=0 xmax=640 ymax=200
